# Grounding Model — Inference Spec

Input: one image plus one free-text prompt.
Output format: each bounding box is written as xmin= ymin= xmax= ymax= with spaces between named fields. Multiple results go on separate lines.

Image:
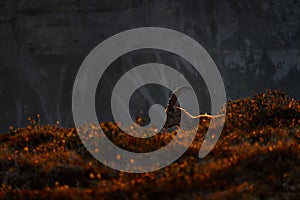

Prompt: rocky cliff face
xmin=0 ymin=0 xmax=299 ymax=133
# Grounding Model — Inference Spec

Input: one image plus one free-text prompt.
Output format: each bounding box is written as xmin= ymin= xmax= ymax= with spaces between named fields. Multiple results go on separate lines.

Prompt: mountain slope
xmin=0 ymin=90 xmax=299 ymax=199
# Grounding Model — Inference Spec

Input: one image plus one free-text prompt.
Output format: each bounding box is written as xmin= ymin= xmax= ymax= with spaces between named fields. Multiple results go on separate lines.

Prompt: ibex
xmin=163 ymin=86 xmax=224 ymax=129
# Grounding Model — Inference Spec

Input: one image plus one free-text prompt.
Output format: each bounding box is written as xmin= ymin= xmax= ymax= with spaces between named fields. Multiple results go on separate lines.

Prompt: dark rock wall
xmin=0 ymin=0 xmax=299 ymax=133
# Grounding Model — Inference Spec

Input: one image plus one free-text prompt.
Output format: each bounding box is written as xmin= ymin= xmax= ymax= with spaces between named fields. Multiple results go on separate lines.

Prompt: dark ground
xmin=0 ymin=90 xmax=299 ymax=199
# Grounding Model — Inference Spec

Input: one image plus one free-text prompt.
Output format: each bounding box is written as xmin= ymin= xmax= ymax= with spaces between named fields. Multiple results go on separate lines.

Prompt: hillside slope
xmin=0 ymin=90 xmax=299 ymax=199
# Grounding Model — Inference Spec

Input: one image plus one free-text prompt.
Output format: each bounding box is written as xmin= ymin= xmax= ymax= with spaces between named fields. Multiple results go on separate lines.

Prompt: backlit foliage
xmin=0 ymin=90 xmax=299 ymax=199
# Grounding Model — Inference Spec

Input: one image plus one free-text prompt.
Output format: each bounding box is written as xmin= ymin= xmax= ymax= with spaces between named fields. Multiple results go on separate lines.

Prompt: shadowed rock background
xmin=0 ymin=0 xmax=299 ymax=133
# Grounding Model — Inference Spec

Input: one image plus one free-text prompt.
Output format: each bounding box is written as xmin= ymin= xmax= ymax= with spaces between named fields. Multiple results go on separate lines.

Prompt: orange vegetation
xmin=0 ymin=90 xmax=299 ymax=199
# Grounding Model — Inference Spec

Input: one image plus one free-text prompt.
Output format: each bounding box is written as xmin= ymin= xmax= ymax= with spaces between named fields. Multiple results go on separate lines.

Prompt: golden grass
xmin=0 ymin=89 xmax=299 ymax=199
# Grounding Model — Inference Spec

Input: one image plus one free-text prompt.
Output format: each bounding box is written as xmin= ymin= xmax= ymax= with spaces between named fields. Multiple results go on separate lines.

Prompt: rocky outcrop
xmin=0 ymin=0 xmax=299 ymax=132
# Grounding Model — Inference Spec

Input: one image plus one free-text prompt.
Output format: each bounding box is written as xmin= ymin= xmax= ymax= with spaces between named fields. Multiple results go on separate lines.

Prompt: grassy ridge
xmin=0 ymin=90 xmax=299 ymax=199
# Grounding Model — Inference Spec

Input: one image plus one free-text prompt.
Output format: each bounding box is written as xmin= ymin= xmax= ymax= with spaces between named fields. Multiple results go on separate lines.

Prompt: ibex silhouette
xmin=163 ymin=86 xmax=224 ymax=129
